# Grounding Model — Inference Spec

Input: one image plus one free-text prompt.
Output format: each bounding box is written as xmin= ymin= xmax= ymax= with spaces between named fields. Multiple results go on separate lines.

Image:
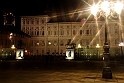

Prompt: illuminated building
xmin=21 ymin=14 xmax=124 ymax=59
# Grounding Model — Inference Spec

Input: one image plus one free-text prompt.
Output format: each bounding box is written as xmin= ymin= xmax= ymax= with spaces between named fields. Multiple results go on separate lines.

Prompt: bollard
xmin=102 ymin=67 xmax=112 ymax=79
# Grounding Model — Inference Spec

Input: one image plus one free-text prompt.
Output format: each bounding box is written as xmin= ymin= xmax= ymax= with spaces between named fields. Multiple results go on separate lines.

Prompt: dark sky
xmin=2 ymin=0 xmax=87 ymax=16
xmin=1 ymin=0 xmax=92 ymax=28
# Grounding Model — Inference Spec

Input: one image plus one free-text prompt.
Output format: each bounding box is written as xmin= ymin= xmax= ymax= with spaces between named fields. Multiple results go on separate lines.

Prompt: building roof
xmin=47 ymin=12 xmax=95 ymax=23
xmin=0 ymin=25 xmax=31 ymax=37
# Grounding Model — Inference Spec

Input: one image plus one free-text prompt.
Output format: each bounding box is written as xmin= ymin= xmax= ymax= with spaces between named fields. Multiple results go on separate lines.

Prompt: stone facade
xmin=21 ymin=15 xmax=123 ymax=58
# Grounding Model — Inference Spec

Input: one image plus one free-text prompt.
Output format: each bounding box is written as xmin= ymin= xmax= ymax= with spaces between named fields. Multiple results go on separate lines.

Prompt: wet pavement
xmin=0 ymin=60 xmax=124 ymax=83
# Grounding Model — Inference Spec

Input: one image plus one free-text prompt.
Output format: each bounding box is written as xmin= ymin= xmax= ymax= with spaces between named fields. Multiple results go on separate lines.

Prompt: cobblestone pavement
xmin=0 ymin=60 xmax=124 ymax=83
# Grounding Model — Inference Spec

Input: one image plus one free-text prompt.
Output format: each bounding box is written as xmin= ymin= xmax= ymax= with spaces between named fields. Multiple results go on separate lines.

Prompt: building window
xmin=48 ymin=31 xmax=50 ymax=35
xmin=67 ymin=26 xmax=69 ymax=28
xmin=67 ymin=30 xmax=69 ymax=35
xmin=35 ymin=31 xmax=37 ymax=35
xmin=115 ymin=29 xmax=118 ymax=34
xmin=26 ymin=20 xmax=29 ymax=24
xmin=32 ymin=27 xmax=34 ymax=30
xmin=41 ymin=41 xmax=45 ymax=46
xmin=86 ymin=30 xmax=89 ymax=35
xmin=23 ymin=20 xmax=25 ymax=24
xmin=60 ymin=41 xmax=64 ymax=46
xmin=54 ymin=31 xmax=57 ymax=35
xmin=42 ymin=20 xmax=44 ymax=23
xmin=73 ymin=30 xmax=76 ymax=35
xmin=60 ymin=30 xmax=64 ymax=35
xmin=42 ymin=31 xmax=44 ymax=35
xmin=80 ymin=30 xmax=82 ymax=35
xmin=31 ymin=20 xmax=34 ymax=24
xmin=54 ymin=41 xmax=57 ymax=46
xmin=37 ymin=31 xmax=39 ymax=36
xmin=31 ymin=31 xmax=33 ymax=36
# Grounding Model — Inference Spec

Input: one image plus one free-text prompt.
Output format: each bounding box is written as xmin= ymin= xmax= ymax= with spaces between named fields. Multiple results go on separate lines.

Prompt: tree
xmin=16 ymin=40 xmax=25 ymax=49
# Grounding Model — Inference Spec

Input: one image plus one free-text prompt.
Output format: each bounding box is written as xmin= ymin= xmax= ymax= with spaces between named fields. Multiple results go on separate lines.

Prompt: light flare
xmin=91 ymin=4 xmax=99 ymax=16
xmin=89 ymin=25 xmax=103 ymax=46
xmin=114 ymin=1 xmax=123 ymax=14
xmin=73 ymin=14 xmax=92 ymax=44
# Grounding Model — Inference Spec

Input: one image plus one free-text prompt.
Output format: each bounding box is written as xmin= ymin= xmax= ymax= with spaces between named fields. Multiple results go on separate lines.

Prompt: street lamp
xmin=78 ymin=44 xmax=81 ymax=48
xmin=11 ymin=45 xmax=15 ymax=49
xmin=119 ymin=42 xmax=124 ymax=59
xmin=96 ymin=44 xmax=100 ymax=59
xmin=91 ymin=0 xmax=123 ymax=79
xmin=48 ymin=41 xmax=51 ymax=55
xmin=78 ymin=44 xmax=81 ymax=59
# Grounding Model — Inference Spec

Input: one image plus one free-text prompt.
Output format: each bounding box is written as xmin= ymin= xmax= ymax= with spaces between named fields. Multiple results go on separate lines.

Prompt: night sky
xmin=2 ymin=0 xmax=87 ymax=16
xmin=1 ymin=0 xmax=92 ymax=28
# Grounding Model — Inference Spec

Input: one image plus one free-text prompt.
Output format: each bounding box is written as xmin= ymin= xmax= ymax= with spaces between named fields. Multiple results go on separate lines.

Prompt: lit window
xmin=37 ymin=42 xmax=39 ymax=45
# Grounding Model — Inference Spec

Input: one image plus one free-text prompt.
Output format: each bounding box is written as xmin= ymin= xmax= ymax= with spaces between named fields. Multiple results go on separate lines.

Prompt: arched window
xmin=60 ymin=41 xmax=64 ymax=46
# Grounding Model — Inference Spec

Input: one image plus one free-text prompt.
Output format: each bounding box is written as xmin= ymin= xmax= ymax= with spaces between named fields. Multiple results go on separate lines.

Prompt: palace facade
xmin=21 ymin=15 xmax=124 ymax=59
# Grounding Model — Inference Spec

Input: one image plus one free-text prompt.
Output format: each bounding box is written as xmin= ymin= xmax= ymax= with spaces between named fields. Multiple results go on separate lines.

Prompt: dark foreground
xmin=0 ymin=60 xmax=124 ymax=83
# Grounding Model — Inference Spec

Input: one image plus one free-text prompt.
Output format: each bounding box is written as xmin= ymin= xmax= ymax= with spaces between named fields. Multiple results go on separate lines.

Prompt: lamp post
xmin=96 ymin=44 xmax=100 ymax=59
xmin=9 ymin=32 xmax=16 ymax=58
xmin=91 ymin=0 xmax=123 ymax=79
xmin=78 ymin=44 xmax=81 ymax=59
xmin=48 ymin=41 xmax=51 ymax=55
xmin=119 ymin=42 xmax=124 ymax=59
xmin=9 ymin=33 xmax=14 ymax=48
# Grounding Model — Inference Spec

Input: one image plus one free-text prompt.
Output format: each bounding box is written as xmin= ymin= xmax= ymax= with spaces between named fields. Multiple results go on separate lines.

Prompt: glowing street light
xmin=96 ymin=44 xmax=100 ymax=48
xmin=96 ymin=44 xmax=100 ymax=58
xmin=48 ymin=41 xmax=51 ymax=45
xmin=9 ymin=33 xmax=13 ymax=39
xmin=78 ymin=44 xmax=81 ymax=48
xmin=25 ymin=50 xmax=27 ymax=52
xmin=119 ymin=42 xmax=124 ymax=59
xmin=11 ymin=45 xmax=15 ymax=49
xmin=77 ymin=44 xmax=81 ymax=58
xmin=91 ymin=0 xmax=124 ymax=79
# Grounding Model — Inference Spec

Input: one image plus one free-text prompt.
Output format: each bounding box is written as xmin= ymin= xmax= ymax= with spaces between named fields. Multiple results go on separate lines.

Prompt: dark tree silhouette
xmin=16 ymin=40 xmax=25 ymax=49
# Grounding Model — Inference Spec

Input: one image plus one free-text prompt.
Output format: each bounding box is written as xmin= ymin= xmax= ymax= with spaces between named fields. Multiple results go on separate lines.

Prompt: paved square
xmin=0 ymin=60 xmax=124 ymax=83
